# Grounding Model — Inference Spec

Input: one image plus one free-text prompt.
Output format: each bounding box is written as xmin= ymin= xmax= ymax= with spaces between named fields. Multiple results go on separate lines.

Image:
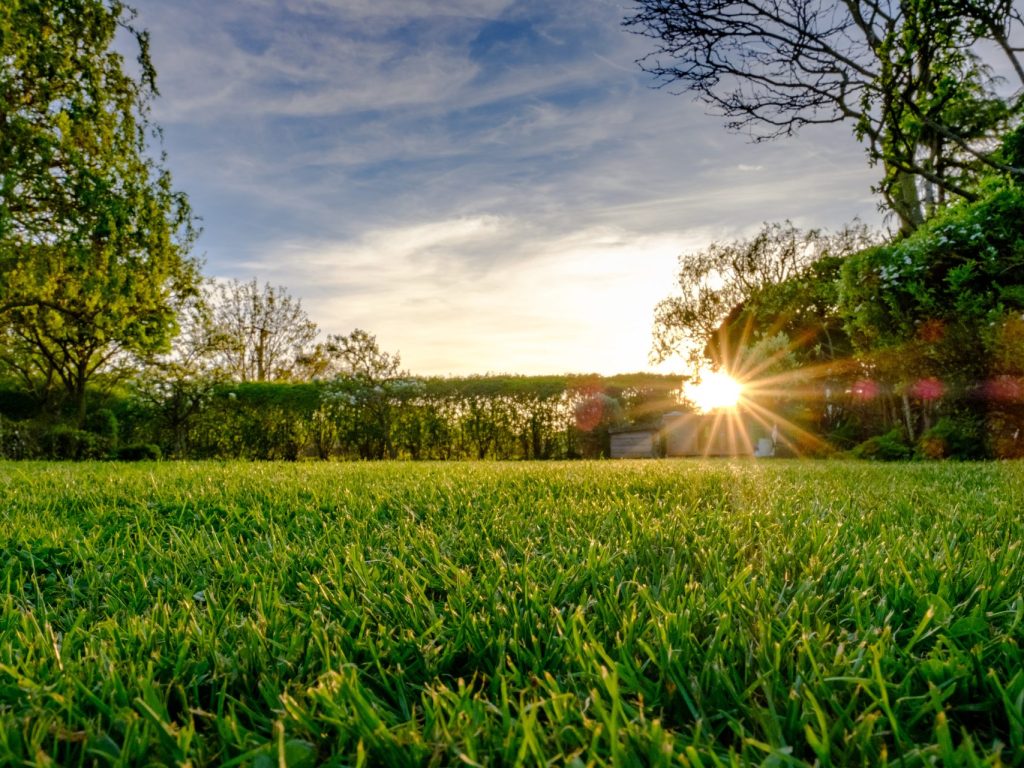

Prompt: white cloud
xmin=226 ymin=215 xmax=709 ymax=375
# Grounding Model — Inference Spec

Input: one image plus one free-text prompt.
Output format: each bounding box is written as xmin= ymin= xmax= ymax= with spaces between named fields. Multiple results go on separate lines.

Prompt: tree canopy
xmin=0 ymin=0 xmax=200 ymax=424
xmin=625 ymin=0 xmax=1024 ymax=232
xmin=206 ymin=279 xmax=319 ymax=382
xmin=652 ymin=221 xmax=875 ymax=366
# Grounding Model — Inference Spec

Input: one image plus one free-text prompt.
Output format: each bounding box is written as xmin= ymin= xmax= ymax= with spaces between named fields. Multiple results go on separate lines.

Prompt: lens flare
xmin=688 ymin=370 xmax=743 ymax=413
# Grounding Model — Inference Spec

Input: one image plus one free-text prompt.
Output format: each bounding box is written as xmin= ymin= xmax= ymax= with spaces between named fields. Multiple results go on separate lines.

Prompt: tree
xmin=652 ymin=221 xmax=874 ymax=366
xmin=840 ymin=180 xmax=1024 ymax=443
xmin=625 ymin=1 xmax=1024 ymax=232
xmin=322 ymin=329 xmax=410 ymax=459
xmin=0 ymin=0 xmax=200 ymax=425
xmin=707 ymin=256 xmax=851 ymax=366
xmin=130 ymin=294 xmax=232 ymax=456
xmin=207 ymin=279 xmax=319 ymax=382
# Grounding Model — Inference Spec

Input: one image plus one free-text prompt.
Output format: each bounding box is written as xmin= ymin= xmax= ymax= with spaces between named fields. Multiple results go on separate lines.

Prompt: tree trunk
xmin=889 ymin=170 xmax=926 ymax=235
xmin=902 ymin=393 xmax=916 ymax=443
xmin=74 ymin=361 xmax=89 ymax=428
xmin=256 ymin=327 xmax=268 ymax=381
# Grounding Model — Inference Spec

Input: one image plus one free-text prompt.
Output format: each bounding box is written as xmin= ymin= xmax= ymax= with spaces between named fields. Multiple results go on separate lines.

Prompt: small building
xmin=662 ymin=412 xmax=702 ymax=456
xmin=609 ymin=424 xmax=660 ymax=458
xmin=610 ymin=412 xmax=773 ymax=459
xmin=663 ymin=412 xmax=760 ymax=457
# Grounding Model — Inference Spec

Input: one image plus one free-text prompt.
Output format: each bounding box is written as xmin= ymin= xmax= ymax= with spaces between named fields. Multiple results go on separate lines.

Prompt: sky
xmin=129 ymin=0 xmax=883 ymax=376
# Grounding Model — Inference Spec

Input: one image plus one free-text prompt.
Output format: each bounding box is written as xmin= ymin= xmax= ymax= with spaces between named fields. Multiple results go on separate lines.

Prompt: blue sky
xmin=131 ymin=0 xmax=882 ymax=375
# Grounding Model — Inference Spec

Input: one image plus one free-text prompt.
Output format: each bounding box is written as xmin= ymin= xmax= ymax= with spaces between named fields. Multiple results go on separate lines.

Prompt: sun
xmin=687 ymin=370 xmax=743 ymax=413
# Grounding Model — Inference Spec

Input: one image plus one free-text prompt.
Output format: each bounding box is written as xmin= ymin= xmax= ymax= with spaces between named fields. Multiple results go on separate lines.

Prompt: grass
xmin=0 ymin=459 xmax=1022 ymax=766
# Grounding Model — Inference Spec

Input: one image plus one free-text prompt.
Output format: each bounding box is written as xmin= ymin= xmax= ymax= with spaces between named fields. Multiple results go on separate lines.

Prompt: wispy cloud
xmin=243 ymin=215 xmax=704 ymax=374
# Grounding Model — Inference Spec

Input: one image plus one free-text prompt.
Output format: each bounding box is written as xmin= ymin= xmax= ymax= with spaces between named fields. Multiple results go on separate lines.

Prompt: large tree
xmin=840 ymin=181 xmax=1024 ymax=443
xmin=0 ymin=0 xmax=199 ymax=424
xmin=625 ymin=0 xmax=1024 ymax=232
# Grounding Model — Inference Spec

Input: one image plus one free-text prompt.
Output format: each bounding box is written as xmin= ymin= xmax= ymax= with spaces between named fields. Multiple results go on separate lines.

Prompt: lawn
xmin=1 ymin=460 xmax=1022 ymax=766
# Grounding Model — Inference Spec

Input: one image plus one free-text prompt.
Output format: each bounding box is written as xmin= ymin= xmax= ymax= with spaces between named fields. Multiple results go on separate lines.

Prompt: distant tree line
xmin=0 ymin=368 xmax=681 ymax=461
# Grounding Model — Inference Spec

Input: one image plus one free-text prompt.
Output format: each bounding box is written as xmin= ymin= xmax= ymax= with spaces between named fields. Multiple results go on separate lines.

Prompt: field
xmin=1 ymin=460 xmax=1023 ymax=767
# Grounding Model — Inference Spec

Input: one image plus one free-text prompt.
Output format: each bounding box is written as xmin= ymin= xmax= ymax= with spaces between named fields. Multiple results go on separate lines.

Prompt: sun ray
xmin=687 ymin=370 xmax=744 ymax=413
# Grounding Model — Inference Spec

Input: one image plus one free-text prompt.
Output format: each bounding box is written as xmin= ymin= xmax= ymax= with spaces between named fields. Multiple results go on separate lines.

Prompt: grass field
xmin=1 ymin=460 xmax=1023 ymax=766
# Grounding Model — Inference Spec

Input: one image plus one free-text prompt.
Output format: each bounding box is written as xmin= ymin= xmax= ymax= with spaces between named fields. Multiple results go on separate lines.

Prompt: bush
xmin=0 ymin=416 xmax=37 ymax=459
xmin=115 ymin=443 xmax=162 ymax=461
xmin=86 ymin=408 xmax=119 ymax=443
xmin=826 ymin=421 xmax=862 ymax=451
xmin=852 ymin=428 xmax=912 ymax=461
xmin=40 ymin=425 xmax=110 ymax=460
xmin=0 ymin=387 xmax=40 ymax=420
xmin=916 ymin=416 xmax=985 ymax=459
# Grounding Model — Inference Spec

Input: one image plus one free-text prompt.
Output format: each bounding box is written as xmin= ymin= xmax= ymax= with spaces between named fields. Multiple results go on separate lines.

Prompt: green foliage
xmin=842 ymin=183 xmax=1024 ymax=360
xmin=573 ymin=392 xmax=625 ymax=458
xmin=840 ymin=182 xmax=1024 ymax=450
xmin=85 ymin=407 xmax=118 ymax=443
xmin=0 ymin=384 xmax=38 ymax=420
xmin=0 ymin=414 xmax=35 ymax=459
xmin=851 ymin=428 xmax=913 ymax=461
xmin=653 ymin=222 xmax=873 ymax=366
xmin=0 ymin=0 xmax=200 ymax=425
xmin=0 ymin=375 xmax=686 ymax=461
xmin=1 ymin=460 xmax=1023 ymax=763
xmin=713 ymin=255 xmax=856 ymax=367
xmin=38 ymin=425 xmax=109 ymax=460
xmin=916 ymin=415 xmax=986 ymax=460
xmin=996 ymin=124 xmax=1024 ymax=173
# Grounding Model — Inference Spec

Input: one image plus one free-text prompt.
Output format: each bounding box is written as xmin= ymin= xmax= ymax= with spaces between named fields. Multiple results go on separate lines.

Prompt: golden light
xmin=687 ymin=370 xmax=743 ymax=413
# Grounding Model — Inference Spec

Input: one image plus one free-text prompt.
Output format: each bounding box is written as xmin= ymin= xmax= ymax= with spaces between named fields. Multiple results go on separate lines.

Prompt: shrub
xmin=0 ymin=387 xmax=40 ymax=420
xmin=86 ymin=408 xmax=119 ymax=444
xmin=40 ymin=426 xmax=109 ymax=460
xmin=826 ymin=421 xmax=861 ymax=451
xmin=0 ymin=416 xmax=37 ymax=459
xmin=916 ymin=416 xmax=985 ymax=459
xmin=115 ymin=443 xmax=162 ymax=461
xmin=852 ymin=428 xmax=912 ymax=461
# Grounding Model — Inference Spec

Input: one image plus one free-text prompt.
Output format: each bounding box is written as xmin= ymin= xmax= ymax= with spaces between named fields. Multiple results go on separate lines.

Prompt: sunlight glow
xmin=688 ymin=370 xmax=743 ymax=413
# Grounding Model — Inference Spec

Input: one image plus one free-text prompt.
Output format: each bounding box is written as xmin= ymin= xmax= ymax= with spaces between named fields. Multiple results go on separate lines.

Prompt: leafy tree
xmin=323 ymin=329 xmax=410 ymax=459
xmin=130 ymin=294 xmax=232 ymax=456
xmin=708 ymin=256 xmax=854 ymax=368
xmin=208 ymin=279 xmax=319 ymax=382
xmin=326 ymin=328 xmax=402 ymax=382
xmin=652 ymin=221 xmax=874 ymax=366
xmin=0 ymin=0 xmax=199 ymax=425
xmin=840 ymin=180 xmax=1024 ymax=441
xmin=625 ymin=1 xmax=1024 ymax=232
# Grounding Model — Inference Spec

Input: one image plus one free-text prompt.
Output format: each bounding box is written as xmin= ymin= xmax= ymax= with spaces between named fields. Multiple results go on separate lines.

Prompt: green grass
xmin=1 ymin=460 xmax=1022 ymax=766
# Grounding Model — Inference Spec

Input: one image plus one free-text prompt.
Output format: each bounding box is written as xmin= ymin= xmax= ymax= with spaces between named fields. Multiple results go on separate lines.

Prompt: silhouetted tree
xmin=625 ymin=0 xmax=1024 ymax=232
xmin=652 ymin=221 xmax=874 ymax=365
